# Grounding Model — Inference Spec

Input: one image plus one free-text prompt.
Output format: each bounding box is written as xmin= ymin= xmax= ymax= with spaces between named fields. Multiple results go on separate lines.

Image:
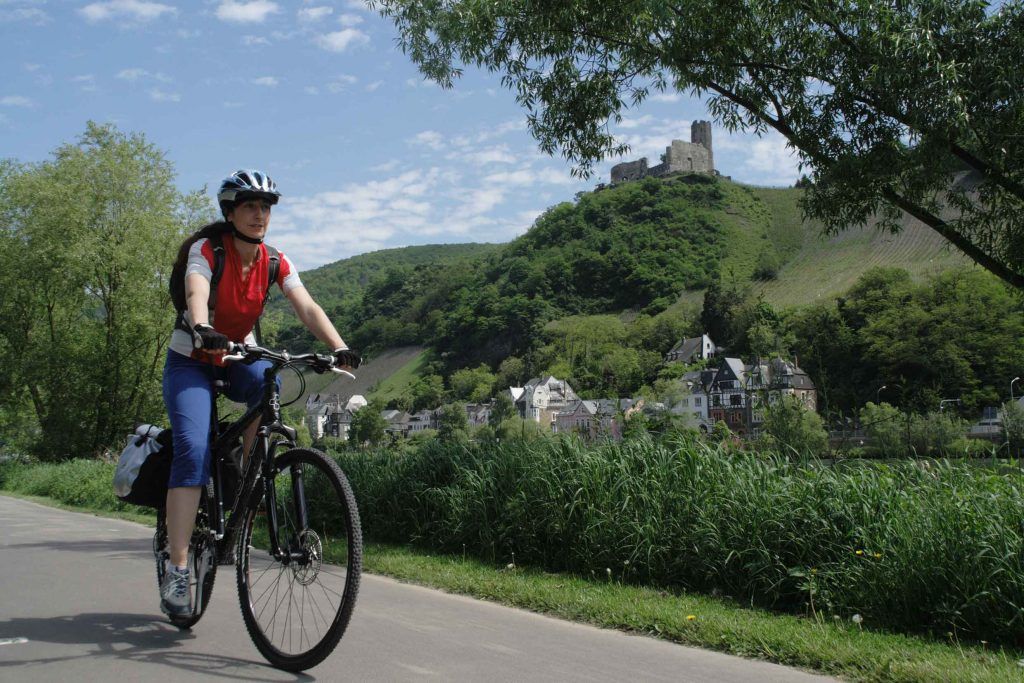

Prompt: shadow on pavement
xmin=0 ymin=612 xmax=312 ymax=681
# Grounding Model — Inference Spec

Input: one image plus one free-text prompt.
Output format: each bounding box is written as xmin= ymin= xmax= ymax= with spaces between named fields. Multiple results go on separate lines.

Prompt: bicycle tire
xmin=155 ymin=500 xmax=218 ymax=630
xmin=236 ymin=447 xmax=362 ymax=672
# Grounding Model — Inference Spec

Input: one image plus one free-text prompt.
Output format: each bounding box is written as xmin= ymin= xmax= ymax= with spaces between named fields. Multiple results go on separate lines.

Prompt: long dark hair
xmin=173 ymin=220 xmax=231 ymax=272
xmin=170 ymin=221 xmax=232 ymax=311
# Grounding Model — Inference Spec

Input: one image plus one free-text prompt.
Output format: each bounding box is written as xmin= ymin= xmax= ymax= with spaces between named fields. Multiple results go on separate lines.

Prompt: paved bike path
xmin=0 ymin=495 xmax=836 ymax=682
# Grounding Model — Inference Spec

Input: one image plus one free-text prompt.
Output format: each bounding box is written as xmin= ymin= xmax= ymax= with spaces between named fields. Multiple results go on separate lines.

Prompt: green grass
xmin=365 ymin=544 xmax=1024 ymax=683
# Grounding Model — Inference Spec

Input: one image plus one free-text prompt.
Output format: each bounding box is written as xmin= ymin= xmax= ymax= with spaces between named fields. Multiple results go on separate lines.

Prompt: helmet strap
xmin=232 ymin=226 xmax=264 ymax=245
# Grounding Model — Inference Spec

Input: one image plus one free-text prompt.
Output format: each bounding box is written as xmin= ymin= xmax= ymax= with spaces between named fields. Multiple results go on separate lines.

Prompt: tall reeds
xmin=332 ymin=435 xmax=1024 ymax=644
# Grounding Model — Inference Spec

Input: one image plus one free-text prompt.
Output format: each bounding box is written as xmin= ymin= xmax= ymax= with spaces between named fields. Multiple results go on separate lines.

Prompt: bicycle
xmin=152 ymin=342 xmax=362 ymax=672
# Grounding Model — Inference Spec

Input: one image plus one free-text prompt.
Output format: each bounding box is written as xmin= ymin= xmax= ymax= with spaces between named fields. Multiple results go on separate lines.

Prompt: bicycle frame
xmin=207 ymin=362 xmax=300 ymax=563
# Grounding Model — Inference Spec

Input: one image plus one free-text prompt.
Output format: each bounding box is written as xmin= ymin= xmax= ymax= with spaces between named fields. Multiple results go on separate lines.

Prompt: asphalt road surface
xmin=0 ymin=495 xmax=836 ymax=682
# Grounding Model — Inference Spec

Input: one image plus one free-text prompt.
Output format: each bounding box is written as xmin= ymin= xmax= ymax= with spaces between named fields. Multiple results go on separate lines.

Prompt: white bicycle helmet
xmin=217 ymin=169 xmax=281 ymax=216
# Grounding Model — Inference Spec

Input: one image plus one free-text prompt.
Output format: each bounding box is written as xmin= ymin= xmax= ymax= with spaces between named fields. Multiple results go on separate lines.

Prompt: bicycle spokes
xmin=238 ymin=449 xmax=359 ymax=666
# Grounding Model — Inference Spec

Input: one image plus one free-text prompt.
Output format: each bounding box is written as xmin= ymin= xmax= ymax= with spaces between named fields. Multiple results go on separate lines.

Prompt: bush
xmin=758 ymin=395 xmax=829 ymax=458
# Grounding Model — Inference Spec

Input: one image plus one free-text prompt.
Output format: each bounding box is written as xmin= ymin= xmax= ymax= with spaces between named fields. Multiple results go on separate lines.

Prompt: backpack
xmin=112 ymin=423 xmax=243 ymax=509
xmin=170 ymin=231 xmax=280 ymax=342
xmin=113 ymin=424 xmax=173 ymax=508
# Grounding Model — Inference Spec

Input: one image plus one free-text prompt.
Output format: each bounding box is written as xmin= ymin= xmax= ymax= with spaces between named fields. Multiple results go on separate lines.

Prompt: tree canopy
xmin=373 ymin=0 xmax=1024 ymax=288
xmin=0 ymin=122 xmax=203 ymax=457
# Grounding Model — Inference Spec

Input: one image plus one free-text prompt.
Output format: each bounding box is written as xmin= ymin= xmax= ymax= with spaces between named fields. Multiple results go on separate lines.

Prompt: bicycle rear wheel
xmin=237 ymin=447 xmax=362 ymax=672
xmin=155 ymin=501 xmax=217 ymax=629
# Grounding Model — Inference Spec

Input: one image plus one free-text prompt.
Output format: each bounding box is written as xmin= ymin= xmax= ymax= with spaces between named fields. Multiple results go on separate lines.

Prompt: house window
xmin=680 ymin=398 xmax=689 ymax=407
xmin=713 ymin=395 xmax=721 ymax=407
xmin=730 ymin=394 xmax=742 ymax=406
xmin=694 ymin=397 xmax=702 ymax=406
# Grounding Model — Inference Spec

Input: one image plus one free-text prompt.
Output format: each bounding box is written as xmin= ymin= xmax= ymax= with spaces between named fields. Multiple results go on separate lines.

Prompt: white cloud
xmin=326 ymin=74 xmax=358 ymax=93
xmin=149 ymin=88 xmax=180 ymax=102
xmin=649 ymin=92 xmax=682 ymax=103
xmin=23 ymin=63 xmax=41 ymax=72
xmin=297 ymin=5 xmax=331 ymax=22
xmin=460 ymin=146 xmax=517 ymax=166
xmin=364 ymin=80 xmax=383 ymax=92
xmin=408 ymin=130 xmax=445 ymax=151
xmin=0 ymin=6 xmax=49 ymax=23
xmin=215 ymin=0 xmax=279 ymax=23
xmin=370 ymin=160 xmax=399 ymax=173
xmin=735 ymin=134 xmax=800 ymax=185
xmin=242 ymin=35 xmax=269 ymax=46
xmin=304 ymin=86 xmax=320 ymax=96
xmin=79 ymin=0 xmax=175 ymax=22
xmin=252 ymin=76 xmax=279 ymax=86
xmin=117 ymin=68 xmax=171 ymax=82
xmin=618 ymin=114 xmax=654 ymax=129
xmin=337 ymin=13 xmax=362 ymax=27
xmin=0 ymin=95 xmax=34 ymax=107
xmin=72 ymin=75 xmax=98 ymax=92
xmin=315 ymin=28 xmax=368 ymax=52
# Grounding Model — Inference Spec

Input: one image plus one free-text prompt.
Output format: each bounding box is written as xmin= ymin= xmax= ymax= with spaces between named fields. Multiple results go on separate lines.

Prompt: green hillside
xmin=748 ymin=187 xmax=970 ymax=308
xmin=265 ymin=242 xmax=501 ymax=317
xmin=270 ymin=174 xmax=981 ymax=406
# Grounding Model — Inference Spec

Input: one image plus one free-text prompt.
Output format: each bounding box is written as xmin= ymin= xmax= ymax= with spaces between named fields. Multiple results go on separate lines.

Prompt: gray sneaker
xmin=160 ymin=563 xmax=192 ymax=618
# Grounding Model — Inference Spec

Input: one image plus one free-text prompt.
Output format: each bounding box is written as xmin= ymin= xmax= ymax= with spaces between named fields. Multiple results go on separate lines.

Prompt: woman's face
xmin=228 ymin=198 xmax=272 ymax=242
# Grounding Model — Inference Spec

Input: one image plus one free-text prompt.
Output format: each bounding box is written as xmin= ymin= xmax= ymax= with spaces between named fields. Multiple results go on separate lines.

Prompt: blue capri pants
xmin=162 ymin=350 xmax=278 ymax=488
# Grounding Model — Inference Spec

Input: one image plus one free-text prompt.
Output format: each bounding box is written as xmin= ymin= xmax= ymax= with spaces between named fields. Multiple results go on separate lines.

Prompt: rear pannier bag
xmin=113 ymin=424 xmax=173 ymax=508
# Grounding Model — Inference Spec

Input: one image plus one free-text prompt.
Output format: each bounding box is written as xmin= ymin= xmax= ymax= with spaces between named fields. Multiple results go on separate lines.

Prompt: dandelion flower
xmin=855 ymin=550 xmax=864 ymax=556
xmin=686 ymin=615 xmax=697 ymax=621
xmin=851 ymin=614 xmax=863 ymax=625
xmin=874 ymin=552 xmax=882 ymax=558
xmin=506 ymin=563 xmax=515 ymax=569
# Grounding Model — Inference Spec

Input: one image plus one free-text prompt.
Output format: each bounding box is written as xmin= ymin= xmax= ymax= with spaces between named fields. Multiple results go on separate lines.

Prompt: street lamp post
xmin=1011 ymin=377 xmax=1021 ymax=403
xmin=939 ymin=399 xmax=961 ymax=412
xmin=876 ymin=385 xmax=887 ymax=404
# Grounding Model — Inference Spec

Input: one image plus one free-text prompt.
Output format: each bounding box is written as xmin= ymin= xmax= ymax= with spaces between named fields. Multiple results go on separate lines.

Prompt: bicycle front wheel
xmin=236 ymin=447 xmax=362 ymax=672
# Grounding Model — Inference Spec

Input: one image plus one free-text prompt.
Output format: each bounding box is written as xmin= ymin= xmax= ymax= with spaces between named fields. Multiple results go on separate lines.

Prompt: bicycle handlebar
xmin=222 ymin=342 xmax=356 ymax=379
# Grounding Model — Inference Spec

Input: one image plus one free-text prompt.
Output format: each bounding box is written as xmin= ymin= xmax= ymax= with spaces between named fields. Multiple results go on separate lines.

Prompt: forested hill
xmin=265 ymin=242 xmax=501 ymax=316
xmin=266 ymin=173 xmax=967 ymax=373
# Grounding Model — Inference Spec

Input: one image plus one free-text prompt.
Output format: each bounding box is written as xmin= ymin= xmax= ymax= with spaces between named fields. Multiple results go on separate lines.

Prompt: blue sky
xmin=1 ymin=0 xmax=801 ymax=271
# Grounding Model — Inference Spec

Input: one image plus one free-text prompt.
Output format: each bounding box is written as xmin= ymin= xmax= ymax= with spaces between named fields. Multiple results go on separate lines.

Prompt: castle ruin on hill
xmin=610 ymin=120 xmax=714 ymax=184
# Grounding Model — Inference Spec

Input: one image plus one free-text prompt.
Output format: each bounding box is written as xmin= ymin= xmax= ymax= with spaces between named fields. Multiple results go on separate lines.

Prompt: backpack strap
xmin=174 ymin=233 xmax=227 ymax=334
xmin=207 ymin=233 xmax=227 ymax=311
xmin=263 ymin=245 xmax=280 ymax=307
xmin=253 ymin=245 xmax=280 ymax=345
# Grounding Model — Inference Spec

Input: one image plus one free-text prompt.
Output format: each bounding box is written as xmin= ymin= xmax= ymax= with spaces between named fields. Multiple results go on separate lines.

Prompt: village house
xmin=464 ymin=402 xmax=491 ymax=427
xmin=553 ymin=398 xmax=636 ymax=440
xmin=510 ymin=376 xmax=579 ymax=430
xmin=744 ymin=357 xmax=818 ymax=433
xmin=381 ymin=409 xmax=411 ymax=438
xmin=305 ymin=393 xmax=367 ymax=441
xmin=707 ymin=357 xmax=749 ymax=433
xmin=672 ymin=368 xmax=716 ymax=431
xmin=664 ymin=333 xmax=717 ymax=365
xmin=407 ymin=409 xmax=436 ymax=434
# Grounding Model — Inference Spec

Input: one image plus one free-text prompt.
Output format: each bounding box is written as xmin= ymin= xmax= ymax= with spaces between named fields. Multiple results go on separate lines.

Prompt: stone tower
xmin=690 ymin=120 xmax=713 ymax=172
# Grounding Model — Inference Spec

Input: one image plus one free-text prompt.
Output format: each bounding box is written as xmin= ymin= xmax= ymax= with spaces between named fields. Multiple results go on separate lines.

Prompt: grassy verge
xmin=2 ymin=459 xmax=1023 ymax=682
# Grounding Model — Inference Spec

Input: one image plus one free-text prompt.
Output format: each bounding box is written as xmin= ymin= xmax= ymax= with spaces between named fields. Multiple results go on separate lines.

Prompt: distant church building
xmin=611 ymin=120 xmax=715 ymax=184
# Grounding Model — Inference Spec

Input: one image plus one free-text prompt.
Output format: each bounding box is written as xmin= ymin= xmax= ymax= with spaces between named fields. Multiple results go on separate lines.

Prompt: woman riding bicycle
xmin=160 ymin=169 xmax=360 ymax=617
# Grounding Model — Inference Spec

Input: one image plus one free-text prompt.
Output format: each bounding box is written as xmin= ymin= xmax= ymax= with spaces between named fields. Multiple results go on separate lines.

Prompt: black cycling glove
xmin=192 ymin=323 xmax=230 ymax=351
xmin=333 ymin=348 xmax=361 ymax=369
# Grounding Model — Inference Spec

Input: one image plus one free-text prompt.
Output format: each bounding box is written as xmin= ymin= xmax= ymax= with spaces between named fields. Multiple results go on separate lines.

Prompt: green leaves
xmin=0 ymin=122 xmax=198 ymax=457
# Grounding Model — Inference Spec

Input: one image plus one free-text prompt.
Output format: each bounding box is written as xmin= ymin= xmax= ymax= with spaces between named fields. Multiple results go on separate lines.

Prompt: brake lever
xmin=222 ymin=354 xmax=245 ymax=362
xmin=332 ymin=368 xmax=356 ymax=379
